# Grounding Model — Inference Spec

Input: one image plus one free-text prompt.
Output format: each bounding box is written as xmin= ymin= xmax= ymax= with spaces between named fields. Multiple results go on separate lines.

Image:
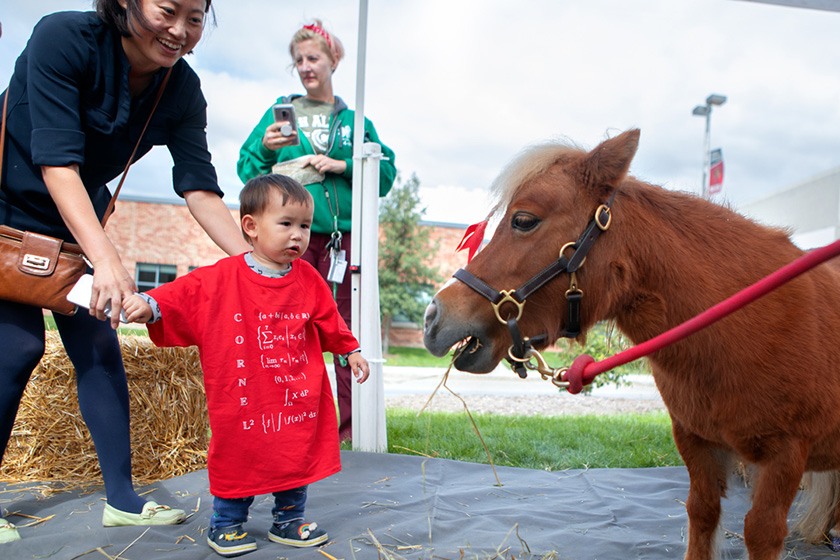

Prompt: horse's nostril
xmin=424 ymin=300 xmax=438 ymax=333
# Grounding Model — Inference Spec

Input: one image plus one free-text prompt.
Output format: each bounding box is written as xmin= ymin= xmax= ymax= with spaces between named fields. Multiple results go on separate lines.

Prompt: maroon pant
xmin=301 ymin=232 xmax=353 ymax=441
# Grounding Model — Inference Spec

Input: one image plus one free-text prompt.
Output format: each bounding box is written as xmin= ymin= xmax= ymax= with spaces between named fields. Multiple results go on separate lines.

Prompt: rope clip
xmin=507 ymin=347 xmax=570 ymax=388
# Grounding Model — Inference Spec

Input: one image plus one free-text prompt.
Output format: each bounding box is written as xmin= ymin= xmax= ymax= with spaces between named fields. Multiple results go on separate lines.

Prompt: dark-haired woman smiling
xmin=0 ymin=0 xmax=249 ymax=543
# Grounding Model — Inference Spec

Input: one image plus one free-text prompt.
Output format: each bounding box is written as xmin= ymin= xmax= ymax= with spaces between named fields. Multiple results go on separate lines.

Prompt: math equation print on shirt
xmin=234 ymin=310 xmax=321 ymax=435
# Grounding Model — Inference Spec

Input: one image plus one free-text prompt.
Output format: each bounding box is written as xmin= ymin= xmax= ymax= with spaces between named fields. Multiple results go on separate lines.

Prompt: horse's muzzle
xmin=423 ymin=298 xmax=499 ymax=373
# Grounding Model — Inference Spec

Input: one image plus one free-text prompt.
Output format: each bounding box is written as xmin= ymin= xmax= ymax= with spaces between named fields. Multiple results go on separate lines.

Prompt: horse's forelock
xmin=489 ymin=141 xmax=584 ymax=219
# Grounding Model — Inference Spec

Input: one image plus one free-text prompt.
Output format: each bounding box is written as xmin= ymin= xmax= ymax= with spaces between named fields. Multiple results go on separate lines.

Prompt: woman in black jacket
xmin=0 ymin=0 xmax=249 ymax=543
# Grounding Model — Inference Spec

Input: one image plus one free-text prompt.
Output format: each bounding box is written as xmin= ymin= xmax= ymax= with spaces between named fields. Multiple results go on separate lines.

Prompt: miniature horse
xmin=423 ymin=129 xmax=840 ymax=560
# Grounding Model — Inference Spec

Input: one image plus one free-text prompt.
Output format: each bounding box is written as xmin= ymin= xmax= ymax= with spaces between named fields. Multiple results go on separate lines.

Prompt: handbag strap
xmin=0 ymin=91 xmax=7 ymax=194
xmin=0 ymin=67 xmax=173 ymax=227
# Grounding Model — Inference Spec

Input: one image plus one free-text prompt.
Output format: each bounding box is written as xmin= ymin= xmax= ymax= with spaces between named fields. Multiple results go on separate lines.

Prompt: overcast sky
xmin=2 ymin=1 xmax=839 ymax=225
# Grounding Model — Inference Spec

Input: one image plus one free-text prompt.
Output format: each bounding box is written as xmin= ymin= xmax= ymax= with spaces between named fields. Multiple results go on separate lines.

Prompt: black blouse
xmin=0 ymin=11 xmax=222 ymax=240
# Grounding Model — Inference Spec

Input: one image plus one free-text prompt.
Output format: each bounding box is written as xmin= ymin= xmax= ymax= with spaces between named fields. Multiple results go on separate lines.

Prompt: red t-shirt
xmin=147 ymin=255 xmax=359 ymax=498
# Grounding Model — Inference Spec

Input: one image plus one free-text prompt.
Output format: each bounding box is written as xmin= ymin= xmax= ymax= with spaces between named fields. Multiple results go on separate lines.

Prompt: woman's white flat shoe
xmin=102 ymin=501 xmax=186 ymax=527
xmin=0 ymin=518 xmax=21 ymax=544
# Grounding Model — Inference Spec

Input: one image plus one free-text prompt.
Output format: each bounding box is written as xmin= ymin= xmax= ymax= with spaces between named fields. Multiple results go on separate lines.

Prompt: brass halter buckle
xmin=491 ymin=289 xmax=524 ymax=325
xmin=595 ymin=204 xmax=612 ymax=231
xmin=559 ymin=241 xmax=585 ymax=268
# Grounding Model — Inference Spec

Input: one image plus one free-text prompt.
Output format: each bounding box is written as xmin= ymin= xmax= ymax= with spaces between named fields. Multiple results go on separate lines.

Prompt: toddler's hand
xmin=123 ymin=294 xmax=153 ymax=324
xmin=348 ymin=353 xmax=370 ymax=384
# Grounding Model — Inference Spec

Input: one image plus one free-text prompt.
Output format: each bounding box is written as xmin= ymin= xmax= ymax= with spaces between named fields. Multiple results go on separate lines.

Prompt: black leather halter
xmin=453 ymin=198 xmax=614 ymax=377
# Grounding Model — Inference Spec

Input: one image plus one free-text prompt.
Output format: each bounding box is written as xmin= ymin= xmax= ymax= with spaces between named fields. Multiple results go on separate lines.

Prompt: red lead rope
xmin=563 ymin=239 xmax=840 ymax=394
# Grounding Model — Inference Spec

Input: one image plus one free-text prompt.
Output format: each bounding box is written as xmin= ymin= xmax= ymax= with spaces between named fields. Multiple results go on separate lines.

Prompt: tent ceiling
xmin=739 ymin=0 xmax=840 ymax=12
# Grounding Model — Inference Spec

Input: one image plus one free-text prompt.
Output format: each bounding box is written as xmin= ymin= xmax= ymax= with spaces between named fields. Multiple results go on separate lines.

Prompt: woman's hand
xmin=89 ymin=258 xmax=136 ymax=328
xmin=262 ymin=122 xmax=300 ymax=151
xmin=307 ymin=154 xmax=346 ymax=175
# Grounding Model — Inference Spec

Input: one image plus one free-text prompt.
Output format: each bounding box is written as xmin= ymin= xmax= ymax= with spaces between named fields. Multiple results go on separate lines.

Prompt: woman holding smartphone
xmin=0 ymin=0 xmax=250 ymax=543
xmin=237 ymin=19 xmax=396 ymax=443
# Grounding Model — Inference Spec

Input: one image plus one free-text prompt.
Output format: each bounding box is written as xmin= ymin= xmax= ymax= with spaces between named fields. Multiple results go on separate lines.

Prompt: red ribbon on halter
xmin=456 ymin=219 xmax=488 ymax=262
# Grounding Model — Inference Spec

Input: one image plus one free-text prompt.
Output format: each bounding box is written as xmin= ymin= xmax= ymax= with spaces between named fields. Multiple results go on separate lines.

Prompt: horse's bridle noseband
xmin=453 ymin=196 xmax=614 ymax=379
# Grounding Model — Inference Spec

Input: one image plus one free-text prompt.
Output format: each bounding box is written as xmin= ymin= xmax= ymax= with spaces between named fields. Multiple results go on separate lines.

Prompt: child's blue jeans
xmin=210 ymin=485 xmax=307 ymax=529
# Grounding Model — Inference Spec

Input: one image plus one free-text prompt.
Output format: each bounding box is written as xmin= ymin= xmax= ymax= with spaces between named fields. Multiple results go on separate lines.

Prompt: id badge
xmin=327 ymin=249 xmax=348 ymax=283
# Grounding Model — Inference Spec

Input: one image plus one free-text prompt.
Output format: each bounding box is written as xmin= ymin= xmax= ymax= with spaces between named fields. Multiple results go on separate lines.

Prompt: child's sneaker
xmin=206 ymin=524 xmax=257 ymax=557
xmin=268 ymin=519 xmax=328 ymax=547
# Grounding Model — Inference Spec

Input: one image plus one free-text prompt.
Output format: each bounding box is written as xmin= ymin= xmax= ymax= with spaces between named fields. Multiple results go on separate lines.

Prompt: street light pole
xmin=692 ymin=93 xmax=727 ymax=199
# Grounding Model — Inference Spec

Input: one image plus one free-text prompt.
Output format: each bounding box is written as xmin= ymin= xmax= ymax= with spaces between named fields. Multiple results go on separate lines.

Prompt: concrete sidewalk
xmin=329 ymin=361 xmax=662 ymax=401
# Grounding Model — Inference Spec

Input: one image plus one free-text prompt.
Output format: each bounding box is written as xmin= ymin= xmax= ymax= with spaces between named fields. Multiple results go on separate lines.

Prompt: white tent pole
xmin=350 ymin=0 xmax=387 ymax=451
xmin=349 ymin=0 xmax=367 ymax=287
xmin=355 ymin=143 xmax=387 ymax=451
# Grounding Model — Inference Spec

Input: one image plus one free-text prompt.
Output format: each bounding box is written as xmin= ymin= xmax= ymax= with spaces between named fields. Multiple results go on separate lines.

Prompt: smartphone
xmin=66 ymin=273 xmax=128 ymax=323
xmin=272 ymin=103 xmax=300 ymax=146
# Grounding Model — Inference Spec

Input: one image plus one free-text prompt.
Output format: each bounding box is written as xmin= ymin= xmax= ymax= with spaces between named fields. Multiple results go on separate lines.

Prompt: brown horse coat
xmin=424 ymin=129 xmax=840 ymax=560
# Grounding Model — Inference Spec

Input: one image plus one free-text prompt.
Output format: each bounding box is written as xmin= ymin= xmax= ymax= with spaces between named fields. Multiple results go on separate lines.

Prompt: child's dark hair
xmin=239 ymin=175 xmax=313 ymax=238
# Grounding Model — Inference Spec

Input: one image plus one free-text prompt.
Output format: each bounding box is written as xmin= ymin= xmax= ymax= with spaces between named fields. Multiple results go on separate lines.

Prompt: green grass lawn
xmin=381 ymin=345 xmax=452 ymax=367
xmin=344 ymin=409 xmax=682 ymax=471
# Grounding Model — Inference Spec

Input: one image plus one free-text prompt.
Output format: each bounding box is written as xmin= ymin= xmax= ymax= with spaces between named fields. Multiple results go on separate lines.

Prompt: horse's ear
xmin=580 ymin=129 xmax=640 ymax=199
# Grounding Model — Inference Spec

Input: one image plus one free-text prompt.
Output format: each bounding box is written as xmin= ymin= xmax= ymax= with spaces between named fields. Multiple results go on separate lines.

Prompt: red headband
xmin=303 ymin=24 xmax=333 ymax=50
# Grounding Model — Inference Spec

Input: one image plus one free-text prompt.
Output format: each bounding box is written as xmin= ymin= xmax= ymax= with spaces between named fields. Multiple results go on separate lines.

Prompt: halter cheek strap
xmin=453 ymin=193 xmax=615 ymax=377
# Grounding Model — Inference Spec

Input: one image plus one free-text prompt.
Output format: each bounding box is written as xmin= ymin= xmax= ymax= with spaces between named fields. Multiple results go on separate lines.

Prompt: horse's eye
xmin=511 ymin=212 xmax=540 ymax=232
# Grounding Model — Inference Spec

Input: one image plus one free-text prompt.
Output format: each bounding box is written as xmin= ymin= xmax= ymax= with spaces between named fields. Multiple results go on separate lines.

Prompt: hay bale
xmin=0 ymin=331 xmax=209 ymax=486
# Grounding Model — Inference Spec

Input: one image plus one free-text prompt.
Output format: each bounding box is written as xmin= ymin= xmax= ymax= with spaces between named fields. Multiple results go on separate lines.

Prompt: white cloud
xmin=418 ymin=184 xmax=494 ymax=226
xmin=3 ymin=0 xmax=840 ymax=223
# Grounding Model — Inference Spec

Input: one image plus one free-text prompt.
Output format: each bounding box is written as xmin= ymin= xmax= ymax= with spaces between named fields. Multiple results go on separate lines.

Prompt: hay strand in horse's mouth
xmin=453 ymin=335 xmax=481 ymax=355
xmin=417 ymin=353 xmax=503 ymax=487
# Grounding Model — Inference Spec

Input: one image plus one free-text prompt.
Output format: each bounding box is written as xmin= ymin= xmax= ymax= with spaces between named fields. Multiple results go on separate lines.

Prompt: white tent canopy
xmin=738 ymin=0 xmax=840 ymax=12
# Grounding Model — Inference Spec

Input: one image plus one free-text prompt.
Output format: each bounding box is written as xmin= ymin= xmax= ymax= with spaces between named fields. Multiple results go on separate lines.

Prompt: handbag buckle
xmin=22 ymin=253 xmax=51 ymax=271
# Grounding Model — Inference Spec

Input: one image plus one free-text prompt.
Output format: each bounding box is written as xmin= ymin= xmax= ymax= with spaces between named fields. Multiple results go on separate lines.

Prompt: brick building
xmin=106 ymin=195 xmax=474 ymax=347
xmin=106 ymin=195 xmax=231 ymax=286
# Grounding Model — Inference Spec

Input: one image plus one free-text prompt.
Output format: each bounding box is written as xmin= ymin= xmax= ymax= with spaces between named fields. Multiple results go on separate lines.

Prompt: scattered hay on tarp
xmin=0 ymin=331 xmax=208 ymax=487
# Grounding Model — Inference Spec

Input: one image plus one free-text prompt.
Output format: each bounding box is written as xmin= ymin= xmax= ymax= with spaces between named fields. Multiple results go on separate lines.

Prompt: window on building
xmin=136 ymin=263 xmax=177 ymax=292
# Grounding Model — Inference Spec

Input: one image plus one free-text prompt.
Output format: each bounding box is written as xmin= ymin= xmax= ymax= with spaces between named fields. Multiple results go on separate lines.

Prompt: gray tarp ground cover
xmin=1 ymin=451 xmax=836 ymax=559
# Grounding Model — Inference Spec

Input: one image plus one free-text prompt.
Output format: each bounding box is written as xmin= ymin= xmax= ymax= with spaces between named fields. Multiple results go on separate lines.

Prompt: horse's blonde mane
xmin=489 ymin=141 xmax=584 ymax=217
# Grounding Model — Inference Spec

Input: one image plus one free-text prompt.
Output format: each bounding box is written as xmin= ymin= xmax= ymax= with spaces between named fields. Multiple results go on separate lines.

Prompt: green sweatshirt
xmin=237 ymin=95 xmax=397 ymax=235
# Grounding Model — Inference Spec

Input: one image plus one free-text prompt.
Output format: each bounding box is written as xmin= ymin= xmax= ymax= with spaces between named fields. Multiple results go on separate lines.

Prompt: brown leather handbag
xmin=0 ymin=224 xmax=87 ymax=315
xmin=0 ymin=69 xmax=171 ymax=315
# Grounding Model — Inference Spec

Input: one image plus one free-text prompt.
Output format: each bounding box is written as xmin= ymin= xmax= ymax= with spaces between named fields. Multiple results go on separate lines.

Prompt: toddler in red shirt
xmin=125 ymin=174 xmax=369 ymax=557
